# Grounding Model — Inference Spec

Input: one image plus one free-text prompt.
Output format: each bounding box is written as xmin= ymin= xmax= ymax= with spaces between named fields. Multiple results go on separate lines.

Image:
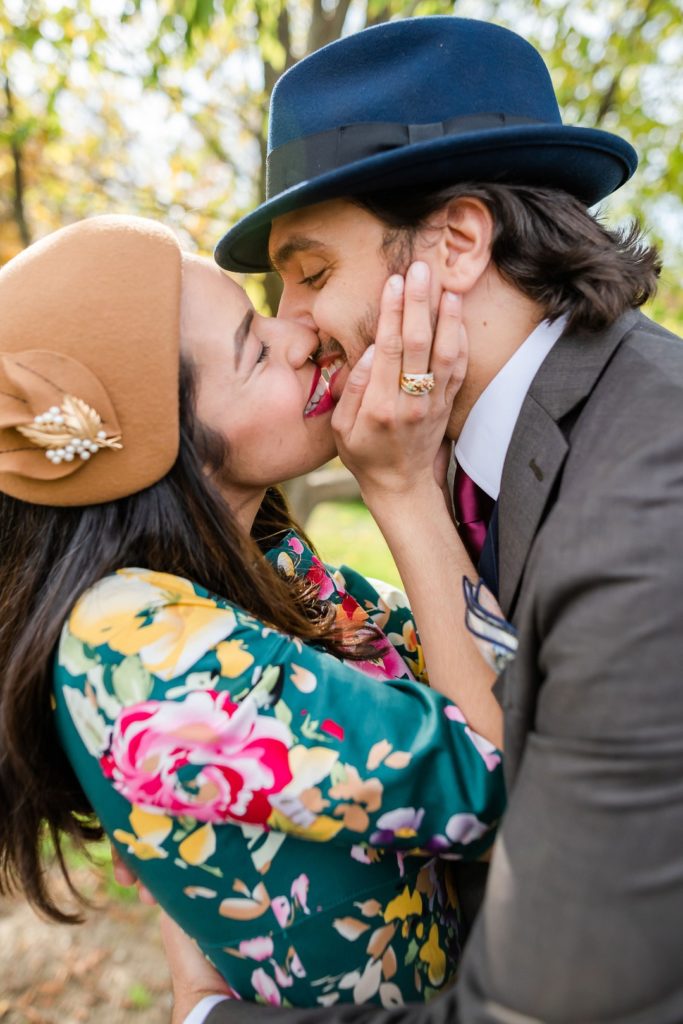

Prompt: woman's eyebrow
xmin=234 ymin=309 xmax=255 ymax=368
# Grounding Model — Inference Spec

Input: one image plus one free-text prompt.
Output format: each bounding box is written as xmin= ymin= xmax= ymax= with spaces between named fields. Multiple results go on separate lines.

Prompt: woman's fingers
xmin=400 ymin=261 xmax=433 ymax=376
xmin=432 ymin=290 xmax=468 ymax=407
xmin=111 ymin=845 xmax=136 ymax=886
xmin=331 ymin=343 xmax=375 ymax=438
xmin=110 ymin=843 xmax=156 ymax=905
xmin=362 ymin=273 xmax=405 ymax=408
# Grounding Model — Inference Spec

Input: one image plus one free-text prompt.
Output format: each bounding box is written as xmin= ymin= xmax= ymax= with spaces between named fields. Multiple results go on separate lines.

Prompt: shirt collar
xmin=454 ymin=315 xmax=568 ymax=500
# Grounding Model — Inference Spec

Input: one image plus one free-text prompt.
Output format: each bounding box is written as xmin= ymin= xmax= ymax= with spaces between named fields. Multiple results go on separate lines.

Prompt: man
xmin=164 ymin=16 xmax=683 ymax=1023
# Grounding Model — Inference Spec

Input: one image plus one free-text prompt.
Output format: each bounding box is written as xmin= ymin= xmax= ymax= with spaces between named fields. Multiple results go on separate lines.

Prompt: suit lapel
xmin=498 ymin=403 xmax=567 ymax=615
xmin=497 ymin=310 xmax=639 ymax=617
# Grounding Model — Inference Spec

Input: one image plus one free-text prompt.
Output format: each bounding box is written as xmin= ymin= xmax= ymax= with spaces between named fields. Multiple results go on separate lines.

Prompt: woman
xmin=0 ymin=216 xmax=506 ymax=1008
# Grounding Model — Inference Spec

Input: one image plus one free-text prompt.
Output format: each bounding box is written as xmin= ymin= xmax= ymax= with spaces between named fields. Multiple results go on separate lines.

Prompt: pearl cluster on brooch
xmin=17 ymin=395 xmax=123 ymax=464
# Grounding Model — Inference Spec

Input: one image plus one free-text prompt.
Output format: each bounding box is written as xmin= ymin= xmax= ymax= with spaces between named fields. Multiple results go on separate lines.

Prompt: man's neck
xmin=446 ymin=269 xmax=544 ymax=442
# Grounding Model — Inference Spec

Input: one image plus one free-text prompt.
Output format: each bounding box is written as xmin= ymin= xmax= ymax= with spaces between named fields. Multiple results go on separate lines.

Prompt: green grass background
xmin=306 ymin=500 xmax=402 ymax=589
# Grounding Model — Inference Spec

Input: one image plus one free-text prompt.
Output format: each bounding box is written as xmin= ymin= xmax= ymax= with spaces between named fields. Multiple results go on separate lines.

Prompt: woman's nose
xmin=262 ymin=313 xmax=319 ymax=366
xmin=286 ymin=323 xmax=320 ymax=367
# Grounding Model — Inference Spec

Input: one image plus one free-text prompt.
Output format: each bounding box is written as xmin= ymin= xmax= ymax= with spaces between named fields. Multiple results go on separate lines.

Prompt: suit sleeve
xmin=457 ymin=419 xmax=683 ymax=1022
xmin=202 ymin=989 xmax=459 ymax=1024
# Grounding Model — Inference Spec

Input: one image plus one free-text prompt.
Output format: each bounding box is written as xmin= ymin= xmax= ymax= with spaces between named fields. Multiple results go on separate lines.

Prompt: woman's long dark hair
xmin=0 ymin=356 xmax=376 ymax=922
xmin=356 ymin=183 xmax=661 ymax=333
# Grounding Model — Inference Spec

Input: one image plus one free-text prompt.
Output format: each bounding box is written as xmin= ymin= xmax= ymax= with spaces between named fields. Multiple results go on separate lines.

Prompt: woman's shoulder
xmin=71 ymin=566 xmax=219 ymax=613
xmin=57 ymin=566 xmax=273 ymax=688
xmin=65 ymin=566 xmax=242 ymax=643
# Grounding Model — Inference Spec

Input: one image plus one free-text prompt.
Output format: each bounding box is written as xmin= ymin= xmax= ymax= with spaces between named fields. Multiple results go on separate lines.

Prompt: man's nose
xmin=277 ymin=288 xmax=317 ymax=331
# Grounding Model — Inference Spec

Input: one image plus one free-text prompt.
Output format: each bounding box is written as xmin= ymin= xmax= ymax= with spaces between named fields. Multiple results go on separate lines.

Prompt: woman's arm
xmin=332 ymin=266 xmax=504 ymax=748
xmin=369 ymin=486 xmax=503 ymax=748
xmin=56 ymin=567 xmax=504 ymax=858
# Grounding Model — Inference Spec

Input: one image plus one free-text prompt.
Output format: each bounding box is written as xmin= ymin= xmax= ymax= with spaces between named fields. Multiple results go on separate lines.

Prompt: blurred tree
xmin=1 ymin=0 xmax=681 ymax=324
xmin=454 ymin=0 xmax=683 ymax=326
xmin=138 ymin=0 xmax=457 ymax=311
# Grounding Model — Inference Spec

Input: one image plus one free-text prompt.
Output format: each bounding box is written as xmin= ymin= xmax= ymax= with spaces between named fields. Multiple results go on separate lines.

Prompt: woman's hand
xmin=110 ymin=844 xmax=156 ymax=906
xmin=333 ymin=263 xmax=502 ymax=748
xmin=332 ymin=261 xmax=467 ymax=509
xmin=160 ymin=912 xmax=233 ymax=1024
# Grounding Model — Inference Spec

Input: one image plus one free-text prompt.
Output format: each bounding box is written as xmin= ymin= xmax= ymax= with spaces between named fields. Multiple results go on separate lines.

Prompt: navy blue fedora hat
xmin=216 ymin=16 xmax=637 ymax=273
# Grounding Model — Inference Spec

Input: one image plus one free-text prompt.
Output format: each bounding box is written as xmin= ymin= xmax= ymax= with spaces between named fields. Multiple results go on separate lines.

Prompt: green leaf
xmin=59 ymin=632 xmax=95 ymax=676
xmin=330 ymin=761 xmax=348 ymax=786
xmin=405 ymin=938 xmax=419 ymax=965
xmin=301 ymin=714 xmax=329 ymax=742
xmin=111 ymin=656 xmax=154 ymax=706
xmin=274 ymin=699 xmax=292 ymax=727
xmin=251 ymin=663 xmax=281 ymax=698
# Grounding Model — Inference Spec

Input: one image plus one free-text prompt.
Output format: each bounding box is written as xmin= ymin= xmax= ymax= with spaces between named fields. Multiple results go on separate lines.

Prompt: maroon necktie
xmin=453 ymin=463 xmax=495 ymax=564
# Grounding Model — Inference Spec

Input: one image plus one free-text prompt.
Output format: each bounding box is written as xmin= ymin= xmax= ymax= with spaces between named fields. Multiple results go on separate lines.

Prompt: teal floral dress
xmin=53 ymin=533 xmax=505 ymax=1009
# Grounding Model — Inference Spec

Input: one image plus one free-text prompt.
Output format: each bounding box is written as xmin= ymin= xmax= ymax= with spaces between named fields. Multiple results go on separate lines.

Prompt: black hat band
xmin=266 ymin=112 xmax=542 ymax=197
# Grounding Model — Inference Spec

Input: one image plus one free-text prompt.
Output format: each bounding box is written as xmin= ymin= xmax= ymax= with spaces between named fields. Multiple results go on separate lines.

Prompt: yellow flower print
xmin=266 ymin=744 xmax=345 ymax=841
xmin=113 ymin=804 xmax=172 ymax=861
xmin=335 ymin=803 xmax=370 ymax=833
xmin=328 ymin=765 xmax=383 ymax=813
xmin=69 ymin=569 xmax=238 ymax=680
xmin=418 ymin=923 xmax=446 ymax=987
xmin=219 ymin=879 xmax=271 ymax=921
xmin=383 ymin=885 xmax=423 ymax=924
xmin=276 ymin=551 xmax=296 ymax=577
xmin=290 ymin=664 xmax=317 ymax=694
xmin=215 ymin=639 xmax=254 ymax=678
xmin=267 ymin=807 xmax=345 ymax=842
xmin=178 ymin=823 xmax=216 ymax=866
xmin=402 ymin=620 xmax=418 ymax=652
xmin=285 ymin=745 xmax=339 ymax=792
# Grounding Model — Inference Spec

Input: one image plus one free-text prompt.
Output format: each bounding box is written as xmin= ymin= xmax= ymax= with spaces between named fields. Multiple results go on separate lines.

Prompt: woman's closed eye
xmin=255 ymin=341 xmax=271 ymax=364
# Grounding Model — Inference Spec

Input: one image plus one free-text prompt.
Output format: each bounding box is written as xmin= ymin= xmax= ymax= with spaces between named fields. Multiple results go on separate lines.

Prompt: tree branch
xmin=593 ymin=0 xmax=659 ymax=125
xmin=3 ymin=75 xmax=32 ymax=248
xmin=307 ymin=0 xmax=354 ymax=53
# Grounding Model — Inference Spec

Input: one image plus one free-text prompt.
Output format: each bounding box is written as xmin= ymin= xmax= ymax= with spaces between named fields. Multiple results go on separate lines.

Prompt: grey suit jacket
xmin=207 ymin=311 xmax=683 ymax=1024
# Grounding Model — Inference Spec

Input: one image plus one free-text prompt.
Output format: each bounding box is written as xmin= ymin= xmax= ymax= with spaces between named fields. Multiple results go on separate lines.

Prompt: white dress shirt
xmin=454 ymin=315 xmax=568 ymax=499
xmin=184 ymin=994 xmax=229 ymax=1024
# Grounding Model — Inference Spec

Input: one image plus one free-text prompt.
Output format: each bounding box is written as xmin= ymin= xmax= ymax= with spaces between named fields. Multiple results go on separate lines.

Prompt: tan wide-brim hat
xmin=0 ymin=216 xmax=181 ymax=506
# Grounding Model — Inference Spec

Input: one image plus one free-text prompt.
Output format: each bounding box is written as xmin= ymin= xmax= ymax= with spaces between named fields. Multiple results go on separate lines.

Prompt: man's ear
xmin=433 ymin=197 xmax=494 ymax=294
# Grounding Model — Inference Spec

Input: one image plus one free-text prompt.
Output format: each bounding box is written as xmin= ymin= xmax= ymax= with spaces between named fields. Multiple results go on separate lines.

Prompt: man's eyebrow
xmin=270 ymin=235 xmax=326 ymax=270
xmin=234 ymin=309 xmax=254 ymax=369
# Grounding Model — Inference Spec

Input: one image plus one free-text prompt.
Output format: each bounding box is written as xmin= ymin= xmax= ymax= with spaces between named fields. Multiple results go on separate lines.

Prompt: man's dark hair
xmin=356 ymin=183 xmax=661 ymax=333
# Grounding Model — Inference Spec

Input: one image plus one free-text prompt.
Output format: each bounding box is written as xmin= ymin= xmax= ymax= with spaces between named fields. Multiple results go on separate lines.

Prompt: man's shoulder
xmin=539 ymin=310 xmax=683 ymax=543
xmin=615 ymin=310 xmax=683 ymax=380
xmin=575 ymin=311 xmax=683 ymax=443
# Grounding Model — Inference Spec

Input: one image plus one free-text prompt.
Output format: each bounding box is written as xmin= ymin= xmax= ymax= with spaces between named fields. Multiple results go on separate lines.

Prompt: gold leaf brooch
xmin=17 ymin=395 xmax=123 ymax=465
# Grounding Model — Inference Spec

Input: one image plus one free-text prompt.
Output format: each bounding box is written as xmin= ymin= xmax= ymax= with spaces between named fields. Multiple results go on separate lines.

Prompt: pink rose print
xmin=290 ymin=873 xmax=310 ymax=914
xmin=239 ymin=936 xmax=274 ymax=962
xmin=287 ymin=536 xmax=304 ymax=555
xmin=444 ymin=704 xmax=501 ymax=771
xmin=100 ymin=691 xmax=292 ymax=824
xmin=271 ymin=894 xmax=292 ymax=927
xmin=305 ymin=556 xmax=336 ymax=600
xmin=251 ymin=968 xmax=281 ymax=1005
xmin=353 ymin=639 xmax=413 ymax=682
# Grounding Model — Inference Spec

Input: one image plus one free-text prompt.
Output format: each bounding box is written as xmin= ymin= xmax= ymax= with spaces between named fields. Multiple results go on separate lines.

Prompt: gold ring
xmin=400 ymin=372 xmax=435 ymax=396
